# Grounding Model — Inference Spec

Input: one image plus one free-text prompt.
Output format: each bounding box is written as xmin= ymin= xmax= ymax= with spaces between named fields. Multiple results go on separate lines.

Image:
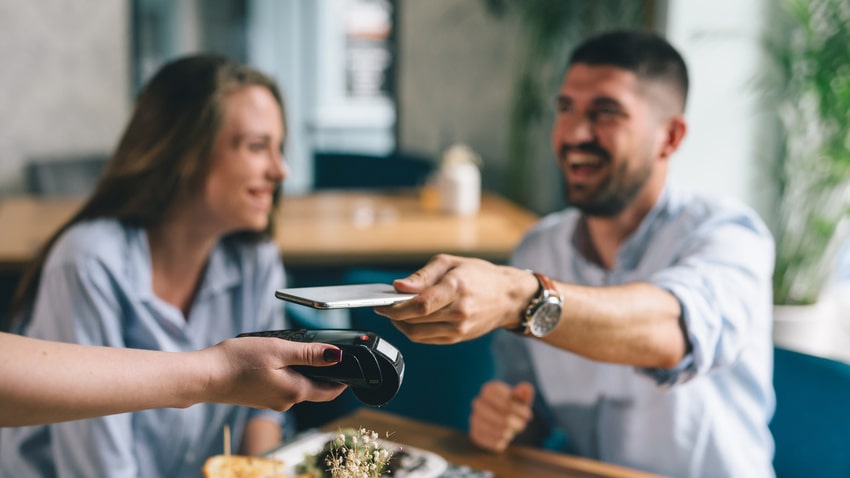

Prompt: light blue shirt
xmin=0 ymin=219 xmax=286 ymax=478
xmin=499 ymin=185 xmax=776 ymax=478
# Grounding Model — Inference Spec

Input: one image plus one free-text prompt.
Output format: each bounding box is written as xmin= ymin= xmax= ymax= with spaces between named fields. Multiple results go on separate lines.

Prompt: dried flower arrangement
xmin=325 ymin=428 xmax=392 ymax=478
xmin=295 ymin=427 xmax=395 ymax=478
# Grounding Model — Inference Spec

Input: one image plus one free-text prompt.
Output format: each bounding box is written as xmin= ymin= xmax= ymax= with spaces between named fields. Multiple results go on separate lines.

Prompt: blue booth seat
xmin=312 ymin=151 xmax=434 ymax=191
xmin=25 ymin=154 xmax=108 ymax=197
xmin=770 ymin=346 xmax=850 ymax=477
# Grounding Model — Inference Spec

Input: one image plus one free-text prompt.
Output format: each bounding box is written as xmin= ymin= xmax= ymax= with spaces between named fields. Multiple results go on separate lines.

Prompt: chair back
xmin=771 ymin=346 xmax=850 ymax=477
xmin=25 ymin=155 xmax=107 ymax=196
xmin=313 ymin=151 xmax=433 ymax=190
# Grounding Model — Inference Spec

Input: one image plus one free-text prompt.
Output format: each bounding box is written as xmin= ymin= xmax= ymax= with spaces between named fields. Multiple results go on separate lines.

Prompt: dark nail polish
xmin=323 ymin=348 xmax=342 ymax=363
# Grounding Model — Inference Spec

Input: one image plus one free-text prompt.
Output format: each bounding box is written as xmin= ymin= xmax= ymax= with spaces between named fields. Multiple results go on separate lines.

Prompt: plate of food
xmin=267 ymin=427 xmax=448 ymax=478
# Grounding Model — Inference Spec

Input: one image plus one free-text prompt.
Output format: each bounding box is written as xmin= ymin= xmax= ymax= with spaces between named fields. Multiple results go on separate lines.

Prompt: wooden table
xmin=274 ymin=189 xmax=538 ymax=268
xmin=0 ymin=190 xmax=538 ymax=271
xmin=0 ymin=196 xmax=80 ymax=271
xmin=321 ymin=408 xmax=662 ymax=478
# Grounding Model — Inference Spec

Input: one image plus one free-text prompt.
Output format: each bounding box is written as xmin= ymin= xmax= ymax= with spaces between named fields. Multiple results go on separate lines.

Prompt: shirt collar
xmin=131 ymin=228 xmax=242 ymax=302
xmin=617 ymin=184 xmax=674 ymax=270
xmin=570 ymin=183 xmax=675 ymax=271
xmin=196 ymin=239 xmax=242 ymax=299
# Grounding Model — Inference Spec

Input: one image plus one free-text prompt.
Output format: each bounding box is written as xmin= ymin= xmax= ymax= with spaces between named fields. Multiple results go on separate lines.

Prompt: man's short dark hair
xmin=570 ymin=30 xmax=689 ymax=111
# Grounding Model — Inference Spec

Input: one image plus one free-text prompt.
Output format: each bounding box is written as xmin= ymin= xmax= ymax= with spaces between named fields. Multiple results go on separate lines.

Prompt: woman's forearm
xmin=0 ymin=332 xmax=346 ymax=427
xmin=0 ymin=333 xmax=210 ymax=426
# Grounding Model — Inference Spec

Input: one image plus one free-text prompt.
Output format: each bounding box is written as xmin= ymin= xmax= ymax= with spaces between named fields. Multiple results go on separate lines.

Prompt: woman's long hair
xmin=11 ymin=54 xmax=287 ymax=319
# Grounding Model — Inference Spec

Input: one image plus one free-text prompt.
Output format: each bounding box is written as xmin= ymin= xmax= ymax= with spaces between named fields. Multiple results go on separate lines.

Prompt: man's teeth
xmin=569 ymin=157 xmax=602 ymax=167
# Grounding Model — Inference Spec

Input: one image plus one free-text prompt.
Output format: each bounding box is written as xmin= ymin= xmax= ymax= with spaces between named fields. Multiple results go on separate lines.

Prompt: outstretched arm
xmin=376 ymin=254 xmax=685 ymax=369
xmin=0 ymin=333 xmax=346 ymax=427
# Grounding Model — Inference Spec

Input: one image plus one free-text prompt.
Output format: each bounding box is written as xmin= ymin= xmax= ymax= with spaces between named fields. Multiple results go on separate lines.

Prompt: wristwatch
xmin=514 ymin=271 xmax=563 ymax=337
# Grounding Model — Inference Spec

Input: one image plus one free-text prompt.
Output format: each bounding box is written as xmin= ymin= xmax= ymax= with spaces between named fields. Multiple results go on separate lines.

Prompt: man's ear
xmin=660 ymin=115 xmax=687 ymax=160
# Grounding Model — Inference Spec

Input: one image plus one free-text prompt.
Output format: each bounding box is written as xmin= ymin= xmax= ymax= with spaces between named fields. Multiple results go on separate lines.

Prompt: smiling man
xmin=377 ymin=30 xmax=775 ymax=477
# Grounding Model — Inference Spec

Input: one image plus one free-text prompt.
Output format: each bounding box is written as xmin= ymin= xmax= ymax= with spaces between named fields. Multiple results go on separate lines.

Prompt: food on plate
xmin=203 ymin=454 xmax=290 ymax=478
xmin=295 ymin=428 xmax=403 ymax=478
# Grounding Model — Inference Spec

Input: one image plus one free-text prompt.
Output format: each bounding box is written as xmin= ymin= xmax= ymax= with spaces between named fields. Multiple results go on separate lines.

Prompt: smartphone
xmin=274 ymin=283 xmax=416 ymax=309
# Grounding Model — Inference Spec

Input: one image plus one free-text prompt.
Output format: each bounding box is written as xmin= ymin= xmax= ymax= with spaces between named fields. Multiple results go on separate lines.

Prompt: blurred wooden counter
xmin=0 ymin=190 xmax=538 ymax=271
xmin=275 ymin=189 xmax=538 ymax=267
xmin=0 ymin=196 xmax=80 ymax=271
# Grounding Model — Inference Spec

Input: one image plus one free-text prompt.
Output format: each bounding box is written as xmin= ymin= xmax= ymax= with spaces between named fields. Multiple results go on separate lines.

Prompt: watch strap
xmin=534 ymin=271 xmax=557 ymax=297
xmin=511 ymin=271 xmax=557 ymax=335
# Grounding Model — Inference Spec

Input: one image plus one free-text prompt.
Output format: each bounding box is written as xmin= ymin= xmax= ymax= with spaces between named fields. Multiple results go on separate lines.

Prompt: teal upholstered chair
xmin=312 ymin=151 xmax=433 ymax=190
xmin=770 ymin=346 xmax=850 ymax=477
xmin=24 ymin=155 xmax=108 ymax=197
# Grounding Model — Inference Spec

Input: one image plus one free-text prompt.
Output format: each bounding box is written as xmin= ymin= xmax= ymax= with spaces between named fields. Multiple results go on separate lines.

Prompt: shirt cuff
xmin=248 ymin=408 xmax=285 ymax=424
xmin=636 ymin=352 xmax=697 ymax=387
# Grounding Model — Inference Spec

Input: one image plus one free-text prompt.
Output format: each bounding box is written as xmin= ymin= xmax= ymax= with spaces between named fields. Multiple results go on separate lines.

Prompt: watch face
xmin=530 ymin=299 xmax=562 ymax=337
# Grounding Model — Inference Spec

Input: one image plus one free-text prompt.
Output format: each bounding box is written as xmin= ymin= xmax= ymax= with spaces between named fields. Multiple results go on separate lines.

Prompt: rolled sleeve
xmin=646 ymin=211 xmax=774 ymax=381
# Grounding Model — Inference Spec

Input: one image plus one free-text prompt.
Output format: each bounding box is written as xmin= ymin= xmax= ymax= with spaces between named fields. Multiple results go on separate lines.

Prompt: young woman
xmin=1 ymin=54 xmax=305 ymax=478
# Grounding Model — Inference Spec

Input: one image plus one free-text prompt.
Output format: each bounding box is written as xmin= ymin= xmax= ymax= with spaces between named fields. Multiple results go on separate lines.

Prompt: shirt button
xmin=185 ymin=452 xmax=196 ymax=463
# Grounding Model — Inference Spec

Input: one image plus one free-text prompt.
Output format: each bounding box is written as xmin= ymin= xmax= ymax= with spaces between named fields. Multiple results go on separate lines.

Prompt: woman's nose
xmin=269 ymin=152 xmax=287 ymax=181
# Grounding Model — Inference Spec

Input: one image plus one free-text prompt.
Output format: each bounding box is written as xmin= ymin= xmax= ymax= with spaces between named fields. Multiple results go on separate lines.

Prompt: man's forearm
xmin=541 ymin=282 xmax=686 ymax=368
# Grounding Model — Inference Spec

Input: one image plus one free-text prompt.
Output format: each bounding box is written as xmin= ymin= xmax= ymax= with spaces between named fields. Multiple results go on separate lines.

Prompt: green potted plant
xmin=764 ymin=0 xmax=850 ymax=357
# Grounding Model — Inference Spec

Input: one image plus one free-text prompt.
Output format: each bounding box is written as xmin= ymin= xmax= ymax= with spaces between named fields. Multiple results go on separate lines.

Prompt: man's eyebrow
xmin=555 ymin=95 xmax=625 ymax=108
xmin=589 ymin=97 xmax=624 ymax=108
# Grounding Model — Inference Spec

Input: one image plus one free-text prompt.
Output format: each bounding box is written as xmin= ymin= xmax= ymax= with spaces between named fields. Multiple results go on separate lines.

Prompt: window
xmin=131 ymin=0 xmax=397 ymax=194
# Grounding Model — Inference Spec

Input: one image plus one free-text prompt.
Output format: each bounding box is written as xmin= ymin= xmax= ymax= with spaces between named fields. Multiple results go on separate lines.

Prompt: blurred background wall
xmin=0 ymin=1 xmax=130 ymax=194
xmin=0 ymin=0 xmax=772 ymax=217
xmin=396 ymin=1 xmax=519 ymax=207
xmin=666 ymin=0 xmax=774 ymax=219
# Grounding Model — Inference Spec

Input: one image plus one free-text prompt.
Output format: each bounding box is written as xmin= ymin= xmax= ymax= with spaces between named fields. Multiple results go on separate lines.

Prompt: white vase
xmin=773 ymin=299 xmax=839 ymax=359
xmin=436 ymin=143 xmax=481 ymax=216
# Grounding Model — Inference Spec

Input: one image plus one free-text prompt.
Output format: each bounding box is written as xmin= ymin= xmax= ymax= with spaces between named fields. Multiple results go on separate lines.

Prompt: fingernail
xmin=323 ymin=348 xmax=342 ymax=363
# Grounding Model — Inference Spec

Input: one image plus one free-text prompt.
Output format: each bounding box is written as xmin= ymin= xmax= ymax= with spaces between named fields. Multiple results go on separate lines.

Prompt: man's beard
xmin=560 ymin=142 xmax=653 ymax=217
